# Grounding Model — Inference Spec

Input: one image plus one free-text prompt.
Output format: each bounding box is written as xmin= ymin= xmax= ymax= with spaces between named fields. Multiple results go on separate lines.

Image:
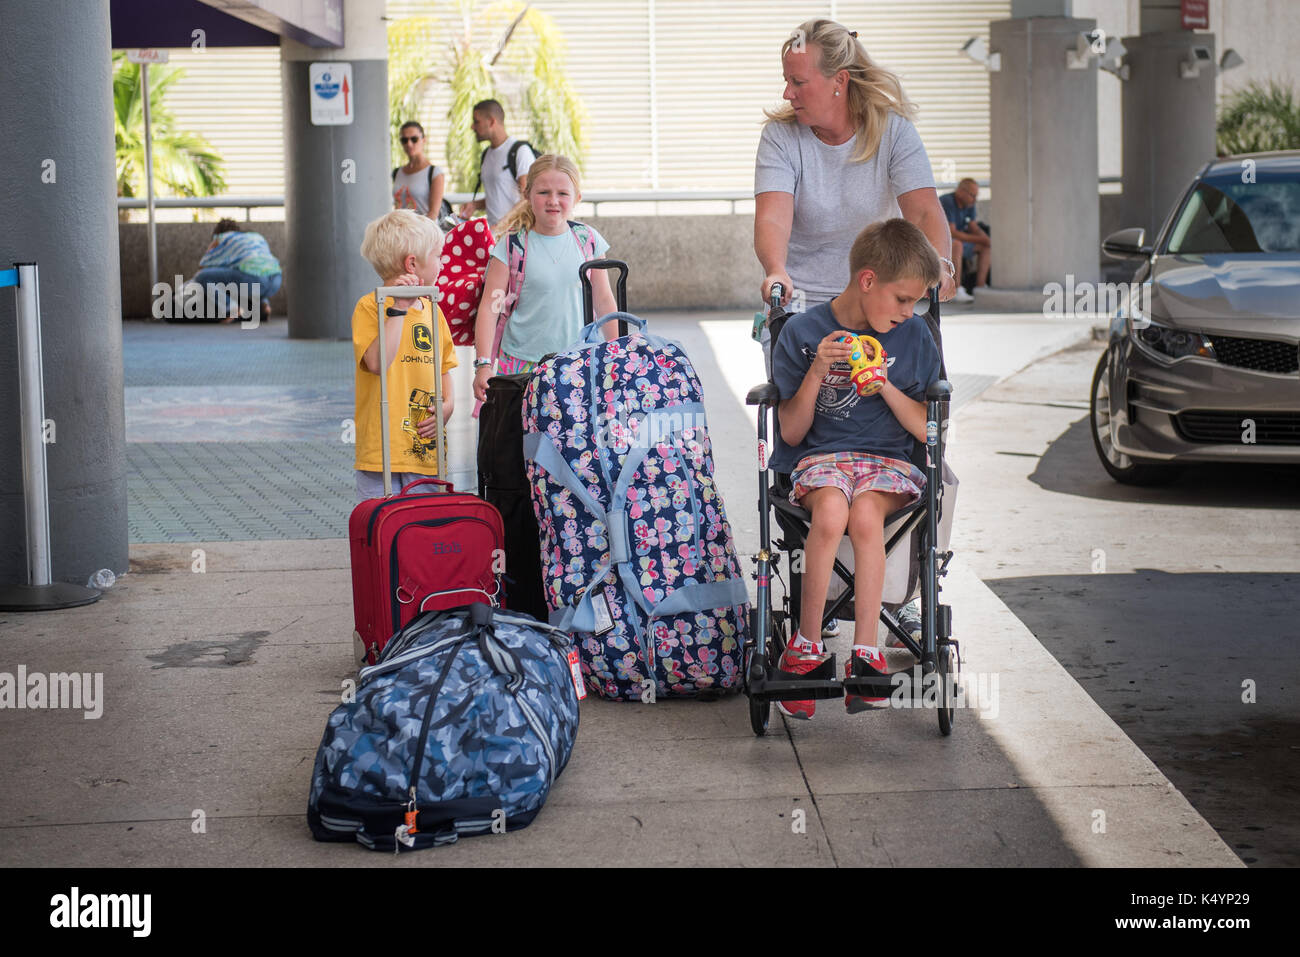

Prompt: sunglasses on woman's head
xmin=400 ymin=136 xmax=421 ymax=144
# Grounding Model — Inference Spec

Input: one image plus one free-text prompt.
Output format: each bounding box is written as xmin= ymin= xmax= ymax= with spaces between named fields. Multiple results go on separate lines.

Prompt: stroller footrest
xmin=841 ymin=674 xmax=897 ymax=697
xmin=750 ymin=676 xmax=844 ymax=702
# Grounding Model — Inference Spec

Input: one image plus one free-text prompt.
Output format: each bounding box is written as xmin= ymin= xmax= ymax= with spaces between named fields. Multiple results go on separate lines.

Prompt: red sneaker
xmin=845 ymin=646 xmax=890 ymax=714
xmin=774 ymin=646 xmax=829 ymax=720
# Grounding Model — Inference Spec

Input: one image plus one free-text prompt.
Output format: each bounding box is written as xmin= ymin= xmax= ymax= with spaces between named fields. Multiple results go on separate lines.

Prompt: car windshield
xmin=1165 ymin=175 xmax=1300 ymax=254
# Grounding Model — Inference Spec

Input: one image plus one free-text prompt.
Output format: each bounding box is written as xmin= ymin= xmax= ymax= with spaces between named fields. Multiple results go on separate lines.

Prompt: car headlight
xmin=1129 ymin=318 xmax=1217 ymax=362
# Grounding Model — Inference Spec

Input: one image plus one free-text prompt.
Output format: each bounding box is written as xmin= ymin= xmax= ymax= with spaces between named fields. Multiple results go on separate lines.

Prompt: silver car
xmin=1092 ymin=151 xmax=1300 ymax=484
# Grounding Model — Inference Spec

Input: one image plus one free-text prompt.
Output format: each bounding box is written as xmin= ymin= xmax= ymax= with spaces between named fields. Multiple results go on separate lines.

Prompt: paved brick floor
xmin=122 ymin=317 xmax=999 ymax=543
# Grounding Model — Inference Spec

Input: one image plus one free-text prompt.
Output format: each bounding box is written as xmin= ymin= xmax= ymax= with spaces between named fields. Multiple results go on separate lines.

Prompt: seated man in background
xmin=940 ymin=178 xmax=990 ymax=302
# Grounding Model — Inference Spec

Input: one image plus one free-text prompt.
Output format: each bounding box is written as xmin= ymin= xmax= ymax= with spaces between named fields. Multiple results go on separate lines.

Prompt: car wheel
xmin=1090 ymin=347 xmax=1180 ymax=486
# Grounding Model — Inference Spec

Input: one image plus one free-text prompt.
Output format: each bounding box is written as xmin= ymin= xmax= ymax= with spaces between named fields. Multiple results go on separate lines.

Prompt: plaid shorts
xmin=790 ymin=451 xmax=925 ymax=507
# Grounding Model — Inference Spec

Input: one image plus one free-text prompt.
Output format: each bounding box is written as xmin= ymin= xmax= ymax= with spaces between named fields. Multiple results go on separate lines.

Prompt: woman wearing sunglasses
xmin=392 ymin=121 xmax=447 ymax=221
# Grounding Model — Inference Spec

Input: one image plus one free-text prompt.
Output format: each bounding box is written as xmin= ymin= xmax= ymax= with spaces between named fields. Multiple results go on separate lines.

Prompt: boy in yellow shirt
xmin=352 ymin=210 xmax=458 ymax=500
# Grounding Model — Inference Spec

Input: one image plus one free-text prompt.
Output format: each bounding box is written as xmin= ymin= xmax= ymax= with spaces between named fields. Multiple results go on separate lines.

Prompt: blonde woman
xmin=755 ymin=19 xmax=958 ymax=308
xmin=472 ymin=154 xmax=619 ymax=405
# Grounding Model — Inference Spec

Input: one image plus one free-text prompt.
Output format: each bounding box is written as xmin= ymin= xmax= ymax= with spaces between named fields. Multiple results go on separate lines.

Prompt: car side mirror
xmin=1102 ymin=227 xmax=1153 ymax=261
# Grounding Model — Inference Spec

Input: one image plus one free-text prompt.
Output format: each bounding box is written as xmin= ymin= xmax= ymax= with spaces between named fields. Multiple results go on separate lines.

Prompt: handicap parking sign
xmin=309 ymin=62 xmax=353 ymax=125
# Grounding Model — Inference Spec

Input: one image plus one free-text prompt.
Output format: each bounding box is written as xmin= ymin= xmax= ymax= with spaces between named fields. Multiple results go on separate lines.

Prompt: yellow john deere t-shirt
xmin=352 ymin=293 xmax=458 ymax=475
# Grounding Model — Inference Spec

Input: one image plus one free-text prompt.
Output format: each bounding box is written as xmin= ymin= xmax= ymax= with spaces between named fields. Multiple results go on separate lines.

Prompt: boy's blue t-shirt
xmin=770 ymin=299 xmax=942 ymax=472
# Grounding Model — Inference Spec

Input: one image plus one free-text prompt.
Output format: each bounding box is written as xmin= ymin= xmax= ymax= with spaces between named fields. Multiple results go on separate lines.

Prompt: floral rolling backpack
xmin=522 ymin=313 xmax=750 ymax=701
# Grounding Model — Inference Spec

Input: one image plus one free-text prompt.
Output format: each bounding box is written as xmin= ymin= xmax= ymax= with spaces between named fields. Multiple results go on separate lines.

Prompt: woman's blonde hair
xmin=496 ymin=153 xmax=583 ymax=235
xmin=765 ymin=19 xmax=918 ymax=164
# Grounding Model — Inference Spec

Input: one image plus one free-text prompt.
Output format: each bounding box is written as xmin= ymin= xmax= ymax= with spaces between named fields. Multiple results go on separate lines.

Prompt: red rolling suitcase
xmin=348 ymin=282 xmax=505 ymax=666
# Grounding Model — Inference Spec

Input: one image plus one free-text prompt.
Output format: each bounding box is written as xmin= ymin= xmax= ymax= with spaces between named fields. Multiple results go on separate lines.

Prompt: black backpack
xmin=392 ymin=164 xmax=453 ymax=220
xmin=472 ymin=139 xmax=537 ymax=201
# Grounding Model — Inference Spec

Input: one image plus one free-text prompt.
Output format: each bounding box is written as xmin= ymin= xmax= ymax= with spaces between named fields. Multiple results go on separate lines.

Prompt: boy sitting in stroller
xmin=771 ymin=218 xmax=942 ymax=718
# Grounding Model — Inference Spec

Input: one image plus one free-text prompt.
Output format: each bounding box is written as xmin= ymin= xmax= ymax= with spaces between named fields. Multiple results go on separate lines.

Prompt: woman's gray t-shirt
xmin=755 ymin=112 xmax=936 ymax=305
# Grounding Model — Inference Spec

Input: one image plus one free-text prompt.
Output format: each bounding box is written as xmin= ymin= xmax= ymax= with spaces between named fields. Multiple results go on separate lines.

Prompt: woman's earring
xmin=834 ymin=89 xmax=840 ymax=96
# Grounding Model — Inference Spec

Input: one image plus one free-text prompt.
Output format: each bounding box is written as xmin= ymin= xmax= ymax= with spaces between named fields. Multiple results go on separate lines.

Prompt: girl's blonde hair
xmin=765 ymin=19 xmax=918 ymax=164
xmin=496 ymin=153 xmax=583 ymax=235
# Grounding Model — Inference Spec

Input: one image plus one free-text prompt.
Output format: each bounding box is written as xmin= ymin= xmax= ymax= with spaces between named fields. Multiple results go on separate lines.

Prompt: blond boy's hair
xmin=849 ymin=218 xmax=941 ymax=287
xmin=360 ymin=209 xmax=443 ymax=280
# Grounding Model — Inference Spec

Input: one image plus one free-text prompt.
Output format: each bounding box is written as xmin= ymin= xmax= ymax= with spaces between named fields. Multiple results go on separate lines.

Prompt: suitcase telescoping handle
xmin=579 ymin=259 xmax=629 ymax=337
xmin=374 ymin=284 xmax=445 ymax=498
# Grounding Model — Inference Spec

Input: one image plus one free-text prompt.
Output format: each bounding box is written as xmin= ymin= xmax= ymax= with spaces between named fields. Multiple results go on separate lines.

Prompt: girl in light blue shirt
xmin=472 ymin=154 xmax=619 ymax=409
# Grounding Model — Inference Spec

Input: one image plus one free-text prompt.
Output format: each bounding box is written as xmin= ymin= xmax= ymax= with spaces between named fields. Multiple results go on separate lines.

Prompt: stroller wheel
xmin=749 ymin=684 xmax=771 ymax=736
xmin=746 ymin=608 xmax=780 ymax=736
xmin=937 ymin=642 xmax=958 ymax=736
xmin=745 ymin=641 xmax=771 ymax=736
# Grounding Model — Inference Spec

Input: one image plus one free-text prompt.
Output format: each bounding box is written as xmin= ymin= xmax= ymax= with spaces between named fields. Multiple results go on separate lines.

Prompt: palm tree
xmin=387 ymin=1 xmax=588 ymax=190
xmin=113 ymin=52 xmax=226 ymax=202
xmin=388 ymin=14 xmax=444 ymax=163
xmin=1217 ymin=80 xmax=1300 ymax=156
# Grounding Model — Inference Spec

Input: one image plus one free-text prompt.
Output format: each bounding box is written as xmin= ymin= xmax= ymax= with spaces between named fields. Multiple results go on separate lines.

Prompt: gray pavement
xmin=951 ymin=339 xmax=1300 ymax=867
xmin=0 ymin=307 xmax=1245 ymax=866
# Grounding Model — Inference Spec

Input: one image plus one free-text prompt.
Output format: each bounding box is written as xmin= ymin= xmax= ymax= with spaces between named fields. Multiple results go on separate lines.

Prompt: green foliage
xmin=445 ymin=44 xmax=496 ymax=192
xmin=388 ymin=15 xmax=443 ymax=167
xmin=1217 ymin=80 xmax=1300 ymax=156
xmin=387 ymin=1 xmax=588 ymax=192
xmin=113 ymin=52 xmax=226 ymax=199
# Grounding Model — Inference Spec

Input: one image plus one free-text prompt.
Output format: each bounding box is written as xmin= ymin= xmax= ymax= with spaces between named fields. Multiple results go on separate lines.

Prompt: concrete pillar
xmin=989 ymin=16 xmax=1101 ymax=293
xmin=1139 ymin=0 xmax=1184 ymax=34
xmin=1120 ymin=32 xmax=1217 ymax=237
xmin=282 ymin=0 xmax=390 ymax=339
xmin=1012 ymin=0 xmax=1073 ymax=15
xmin=0 ymin=0 xmax=128 ymax=585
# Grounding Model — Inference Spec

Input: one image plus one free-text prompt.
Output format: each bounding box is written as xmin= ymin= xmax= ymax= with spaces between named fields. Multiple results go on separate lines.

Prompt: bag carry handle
xmin=399 ymin=477 xmax=454 ymax=495
xmin=579 ymin=258 xmax=629 ymax=337
xmin=580 ymin=311 xmax=645 ymax=344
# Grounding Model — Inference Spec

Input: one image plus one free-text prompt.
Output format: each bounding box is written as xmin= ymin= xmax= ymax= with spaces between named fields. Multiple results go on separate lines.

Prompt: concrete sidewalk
xmin=0 ymin=308 xmax=1242 ymax=866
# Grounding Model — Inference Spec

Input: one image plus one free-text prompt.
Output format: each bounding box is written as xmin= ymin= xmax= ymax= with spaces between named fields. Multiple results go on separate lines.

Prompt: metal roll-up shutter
xmin=160 ymin=46 xmax=285 ymax=205
xmin=831 ymin=1 xmax=1010 ymax=188
xmin=395 ymin=0 xmax=1010 ymax=190
xmin=170 ymin=1 xmax=1010 ymax=196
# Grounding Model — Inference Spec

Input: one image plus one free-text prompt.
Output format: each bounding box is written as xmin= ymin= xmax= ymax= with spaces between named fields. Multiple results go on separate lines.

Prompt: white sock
xmin=790 ymin=631 xmax=824 ymax=655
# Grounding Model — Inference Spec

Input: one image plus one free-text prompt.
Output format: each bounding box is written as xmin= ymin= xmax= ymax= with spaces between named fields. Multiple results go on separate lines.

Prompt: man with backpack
xmin=460 ymin=99 xmax=537 ymax=228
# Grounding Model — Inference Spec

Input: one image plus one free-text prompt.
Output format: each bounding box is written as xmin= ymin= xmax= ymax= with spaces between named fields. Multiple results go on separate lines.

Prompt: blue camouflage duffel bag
xmin=523 ymin=313 xmax=751 ymax=702
xmin=307 ymin=603 xmax=580 ymax=852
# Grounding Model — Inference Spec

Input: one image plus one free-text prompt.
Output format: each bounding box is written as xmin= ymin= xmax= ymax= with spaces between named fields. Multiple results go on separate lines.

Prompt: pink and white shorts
xmin=790 ymin=451 xmax=925 ymax=508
